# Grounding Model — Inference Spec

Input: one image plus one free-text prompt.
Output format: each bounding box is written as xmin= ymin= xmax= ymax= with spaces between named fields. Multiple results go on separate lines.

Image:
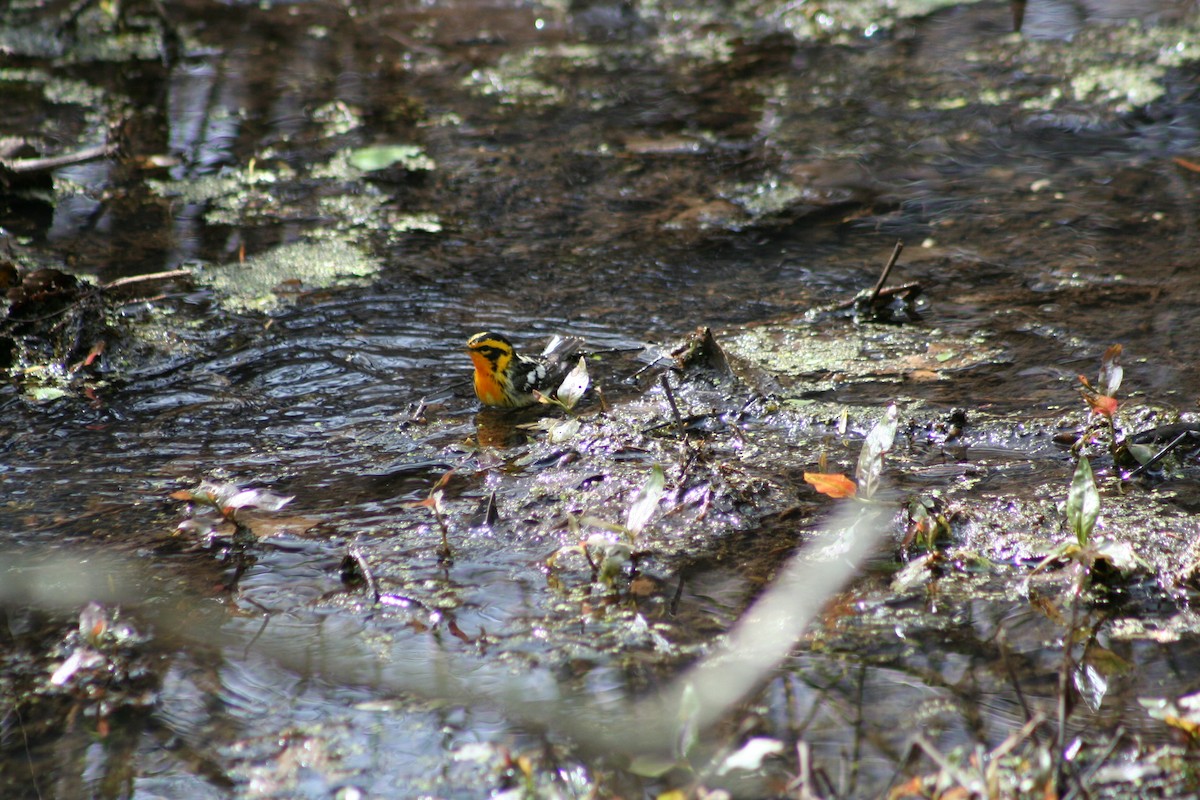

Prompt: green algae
xmin=197 ymin=239 xmax=379 ymax=312
xmin=146 ymin=163 xmax=288 ymax=208
xmin=722 ymin=322 xmax=1004 ymax=395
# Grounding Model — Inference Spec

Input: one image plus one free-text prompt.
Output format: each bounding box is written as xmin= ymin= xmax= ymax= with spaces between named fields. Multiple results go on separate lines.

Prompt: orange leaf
xmin=886 ymin=776 xmax=925 ymax=800
xmin=431 ymin=470 xmax=454 ymax=492
xmin=1163 ymin=713 xmax=1200 ymax=737
xmin=1086 ymin=394 xmax=1118 ymax=418
xmin=83 ymin=340 xmax=106 ymax=366
xmin=803 ymin=472 xmax=858 ymax=498
xmin=1174 ymin=156 xmax=1200 ymax=174
xmin=404 ymin=496 xmax=436 ymax=510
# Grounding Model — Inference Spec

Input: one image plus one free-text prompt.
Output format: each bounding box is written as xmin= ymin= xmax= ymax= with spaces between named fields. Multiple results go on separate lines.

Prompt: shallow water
xmin=3 ymin=0 xmax=1200 ymax=797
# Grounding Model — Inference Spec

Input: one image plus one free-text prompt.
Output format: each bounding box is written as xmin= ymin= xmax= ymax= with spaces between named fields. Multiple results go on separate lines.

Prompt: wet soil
xmin=3 ymin=0 xmax=1200 ymax=797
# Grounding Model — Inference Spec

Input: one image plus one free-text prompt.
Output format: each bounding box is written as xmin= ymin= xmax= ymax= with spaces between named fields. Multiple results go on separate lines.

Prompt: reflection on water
xmin=3 ymin=0 xmax=1200 ymax=795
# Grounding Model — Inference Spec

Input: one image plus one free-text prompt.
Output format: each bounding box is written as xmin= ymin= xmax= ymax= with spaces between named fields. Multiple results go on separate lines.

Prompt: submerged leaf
xmin=347 ymin=144 xmax=434 ymax=172
xmin=804 ymin=472 xmax=858 ymax=499
xmin=547 ymin=417 xmax=581 ymax=443
xmin=627 ymin=757 xmax=680 ymax=779
xmin=1066 ymin=457 xmax=1100 ymax=547
xmin=626 ymin=465 xmax=665 ymax=536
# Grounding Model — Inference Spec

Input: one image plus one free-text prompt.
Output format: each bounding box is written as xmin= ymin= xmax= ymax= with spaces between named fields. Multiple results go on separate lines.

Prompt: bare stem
xmin=660 ymin=374 xmax=685 ymax=437
xmin=868 ymin=239 xmax=904 ymax=306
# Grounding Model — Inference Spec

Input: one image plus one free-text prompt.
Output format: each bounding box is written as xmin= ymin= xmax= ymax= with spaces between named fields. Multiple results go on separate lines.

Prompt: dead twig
xmin=1062 ymin=727 xmax=1124 ymax=800
xmin=345 ymin=545 xmax=381 ymax=604
xmin=100 ymin=268 xmax=190 ymax=297
xmin=100 ymin=269 xmax=191 ymax=293
xmin=868 ymin=239 xmax=904 ymax=307
xmin=659 ymin=374 xmax=685 ymax=437
xmin=1 ymin=143 xmax=116 ymax=175
xmin=1122 ymin=430 xmax=1191 ymax=480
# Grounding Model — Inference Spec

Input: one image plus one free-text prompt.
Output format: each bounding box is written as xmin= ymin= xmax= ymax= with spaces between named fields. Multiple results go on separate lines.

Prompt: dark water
xmin=3 ymin=0 xmax=1200 ymax=797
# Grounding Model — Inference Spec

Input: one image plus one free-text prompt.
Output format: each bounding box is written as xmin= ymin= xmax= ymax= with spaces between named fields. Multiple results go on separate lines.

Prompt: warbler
xmin=466 ymin=331 xmax=557 ymax=408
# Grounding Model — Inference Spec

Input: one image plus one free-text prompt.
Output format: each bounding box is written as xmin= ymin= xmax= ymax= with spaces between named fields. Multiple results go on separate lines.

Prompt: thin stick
xmin=434 ymin=508 xmax=451 ymax=562
xmin=1063 ymin=726 xmax=1123 ymax=800
xmin=1057 ymin=569 xmax=1086 ymax=750
xmin=3 ymin=143 xmax=116 ymax=175
xmin=347 ymin=545 xmax=381 ymax=604
xmin=12 ymin=705 xmax=43 ymax=800
xmin=482 ymin=491 xmax=499 ymax=527
xmin=868 ymin=239 xmax=904 ymax=306
xmin=998 ymin=633 xmax=1035 ymax=723
xmin=833 ymin=281 xmax=921 ymax=311
xmin=660 ymin=374 xmax=685 ymax=436
xmin=913 ymin=732 xmax=977 ymax=792
xmin=1123 ymin=430 xmax=1190 ymax=480
xmin=101 ymin=269 xmax=191 ymax=292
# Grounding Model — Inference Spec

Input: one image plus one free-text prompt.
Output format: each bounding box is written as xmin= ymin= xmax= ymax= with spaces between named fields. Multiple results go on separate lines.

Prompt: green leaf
xmin=1066 ymin=456 xmax=1100 ymax=546
xmin=347 ymin=144 xmax=434 ymax=172
xmin=626 ymin=465 xmax=665 ymax=536
xmin=1125 ymin=441 xmax=1157 ymax=465
xmin=555 ymin=357 xmax=590 ymax=410
xmin=28 ymin=385 xmax=68 ymax=403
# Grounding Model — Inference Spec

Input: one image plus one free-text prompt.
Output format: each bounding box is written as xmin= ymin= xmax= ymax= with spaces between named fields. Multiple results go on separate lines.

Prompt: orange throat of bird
xmin=469 ymin=351 xmax=509 ymax=407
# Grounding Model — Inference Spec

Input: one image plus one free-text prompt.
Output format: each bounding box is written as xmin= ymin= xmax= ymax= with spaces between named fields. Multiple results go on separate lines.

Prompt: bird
xmin=466 ymin=331 xmax=557 ymax=408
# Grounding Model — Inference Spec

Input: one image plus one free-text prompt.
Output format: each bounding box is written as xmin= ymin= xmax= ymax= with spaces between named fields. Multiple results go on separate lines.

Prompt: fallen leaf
xmin=626 ymin=465 xmax=665 ymax=535
xmin=555 ymin=357 xmax=590 ymax=409
xmin=804 ymin=472 xmax=858 ymax=499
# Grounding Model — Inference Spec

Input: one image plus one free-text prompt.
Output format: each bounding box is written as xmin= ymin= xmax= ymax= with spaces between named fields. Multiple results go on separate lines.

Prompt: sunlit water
xmin=3 ymin=0 xmax=1200 ymax=796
